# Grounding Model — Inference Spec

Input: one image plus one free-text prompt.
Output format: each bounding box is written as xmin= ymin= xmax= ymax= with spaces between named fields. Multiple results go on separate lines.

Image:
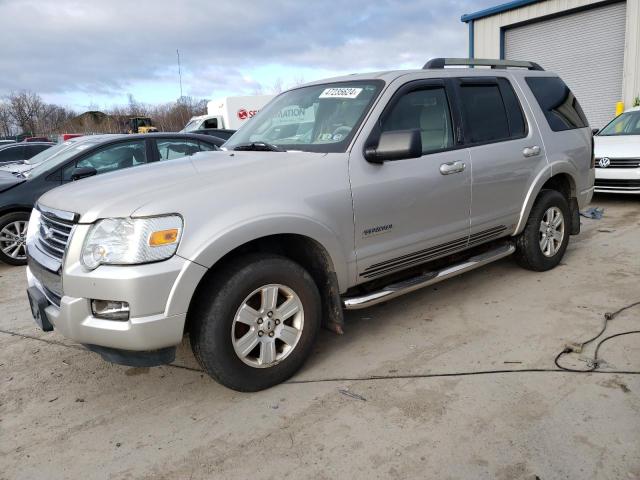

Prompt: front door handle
xmin=523 ymin=145 xmax=541 ymax=157
xmin=439 ymin=161 xmax=466 ymax=175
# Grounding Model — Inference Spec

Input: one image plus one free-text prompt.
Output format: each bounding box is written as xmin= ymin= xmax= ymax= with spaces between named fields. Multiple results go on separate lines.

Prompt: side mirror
xmin=591 ymin=128 xmax=600 ymax=135
xmin=364 ymin=129 xmax=422 ymax=164
xmin=70 ymin=166 xmax=97 ymax=181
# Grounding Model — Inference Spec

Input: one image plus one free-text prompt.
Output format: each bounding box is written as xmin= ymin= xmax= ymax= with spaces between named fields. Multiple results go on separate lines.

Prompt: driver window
xmin=381 ymin=87 xmax=453 ymax=154
xmin=62 ymin=140 xmax=147 ymax=181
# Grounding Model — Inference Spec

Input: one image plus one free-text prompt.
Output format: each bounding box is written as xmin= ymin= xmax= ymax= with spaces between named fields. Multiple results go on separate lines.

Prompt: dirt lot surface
xmin=1 ymin=195 xmax=639 ymax=480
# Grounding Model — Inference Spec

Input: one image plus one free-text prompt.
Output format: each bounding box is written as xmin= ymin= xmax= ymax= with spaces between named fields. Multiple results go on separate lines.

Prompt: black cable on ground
xmin=554 ymin=301 xmax=640 ymax=373
xmin=2 ymin=300 xmax=639 ymax=383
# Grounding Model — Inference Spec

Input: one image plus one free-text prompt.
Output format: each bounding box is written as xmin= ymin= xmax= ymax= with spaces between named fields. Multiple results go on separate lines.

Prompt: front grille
xmin=36 ymin=210 xmax=75 ymax=261
xmin=595 ymin=158 xmax=640 ymax=169
xmin=595 ymin=178 xmax=640 ymax=190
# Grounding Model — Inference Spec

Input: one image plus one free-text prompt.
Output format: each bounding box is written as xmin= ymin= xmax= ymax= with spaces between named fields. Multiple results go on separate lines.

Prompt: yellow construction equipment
xmin=128 ymin=117 xmax=158 ymax=134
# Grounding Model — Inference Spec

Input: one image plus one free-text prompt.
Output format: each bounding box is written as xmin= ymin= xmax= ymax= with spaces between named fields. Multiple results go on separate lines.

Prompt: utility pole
xmin=176 ymin=49 xmax=183 ymax=100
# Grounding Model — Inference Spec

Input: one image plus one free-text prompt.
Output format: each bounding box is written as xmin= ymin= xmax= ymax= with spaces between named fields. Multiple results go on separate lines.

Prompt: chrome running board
xmin=342 ymin=242 xmax=516 ymax=310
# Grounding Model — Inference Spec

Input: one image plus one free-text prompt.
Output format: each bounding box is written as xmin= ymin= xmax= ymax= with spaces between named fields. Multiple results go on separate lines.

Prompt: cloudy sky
xmin=0 ymin=0 xmax=496 ymax=110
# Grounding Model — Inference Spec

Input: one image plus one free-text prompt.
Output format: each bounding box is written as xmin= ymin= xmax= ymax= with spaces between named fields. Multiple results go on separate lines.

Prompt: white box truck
xmin=181 ymin=95 xmax=275 ymax=132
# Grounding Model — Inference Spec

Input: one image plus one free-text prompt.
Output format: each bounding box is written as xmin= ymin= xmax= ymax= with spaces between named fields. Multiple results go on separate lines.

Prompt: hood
xmin=37 ymin=150 xmax=324 ymax=223
xmin=594 ymin=135 xmax=640 ymax=158
xmin=0 ymin=162 xmax=32 ymax=174
xmin=0 ymin=170 xmax=25 ymax=193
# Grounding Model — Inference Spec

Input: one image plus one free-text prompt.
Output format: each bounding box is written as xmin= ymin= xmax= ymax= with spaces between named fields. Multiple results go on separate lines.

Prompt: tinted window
xmin=156 ymin=139 xmax=201 ymax=161
xmin=459 ymin=83 xmax=510 ymax=143
xmin=498 ymin=78 xmax=526 ymax=138
xmin=63 ymin=140 xmax=148 ymax=180
xmin=199 ymin=140 xmax=217 ymax=151
xmin=25 ymin=144 xmax=51 ymax=159
xmin=526 ymin=77 xmax=588 ymax=131
xmin=0 ymin=146 xmax=24 ymax=162
xmin=381 ymin=87 xmax=453 ymax=154
xmin=203 ymin=118 xmax=218 ymax=128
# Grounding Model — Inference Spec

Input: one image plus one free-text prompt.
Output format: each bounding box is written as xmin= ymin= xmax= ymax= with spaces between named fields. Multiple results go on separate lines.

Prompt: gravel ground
xmin=1 ymin=194 xmax=639 ymax=480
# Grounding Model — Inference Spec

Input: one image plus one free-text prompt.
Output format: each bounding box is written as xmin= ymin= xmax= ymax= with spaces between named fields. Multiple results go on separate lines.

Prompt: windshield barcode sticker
xmin=319 ymin=87 xmax=362 ymax=99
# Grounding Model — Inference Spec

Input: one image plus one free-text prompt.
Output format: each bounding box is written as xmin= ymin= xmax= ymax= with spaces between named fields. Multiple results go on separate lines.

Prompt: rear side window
xmin=0 ymin=146 xmax=24 ymax=162
xmin=458 ymin=78 xmax=526 ymax=144
xmin=25 ymin=144 xmax=51 ymax=159
xmin=526 ymin=77 xmax=588 ymax=131
xmin=203 ymin=118 xmax=218 ymax=128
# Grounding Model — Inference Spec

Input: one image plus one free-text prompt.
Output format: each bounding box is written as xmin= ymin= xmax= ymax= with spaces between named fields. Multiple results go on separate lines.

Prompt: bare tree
xmin=7 ymin=91 xmax=45 ymax=135
xmin=0 ymin=103 xmax=14 ymax=137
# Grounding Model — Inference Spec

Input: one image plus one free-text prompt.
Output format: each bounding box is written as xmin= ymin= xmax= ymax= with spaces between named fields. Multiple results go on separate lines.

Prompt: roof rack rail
xmin=423 ymin=58 xmax=544 ymax=71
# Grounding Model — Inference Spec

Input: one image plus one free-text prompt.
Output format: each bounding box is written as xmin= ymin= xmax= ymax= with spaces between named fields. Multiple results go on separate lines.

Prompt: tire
xmin=0 ymin=212 xmax=29 ymax=266
xmin=190 ymin=254 xmax=321 ymax=391
xmin=514 ymin=189 xmax=570 ymax=272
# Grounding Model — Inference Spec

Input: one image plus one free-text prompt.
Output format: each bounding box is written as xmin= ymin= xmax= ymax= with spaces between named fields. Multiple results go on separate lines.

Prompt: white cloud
xmin=0 ymin=0 xmax=496 ymax=105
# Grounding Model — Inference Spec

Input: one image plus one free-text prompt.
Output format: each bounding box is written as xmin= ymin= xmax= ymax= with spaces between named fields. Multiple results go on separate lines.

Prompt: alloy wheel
xmin=231 ymin=283 xmax=304 ymax=368
xmin=539 ymin=207 xmax=564 ymax=257
xmin=0 ymin=220 xmax=28 ymax=261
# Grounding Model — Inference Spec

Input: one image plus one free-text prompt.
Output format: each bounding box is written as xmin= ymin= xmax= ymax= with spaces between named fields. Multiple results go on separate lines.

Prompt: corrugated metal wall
xmin=472 ymin=0 xmax=640 ymax=113
xmin=505 ymin=2 xmax=627 ymax=127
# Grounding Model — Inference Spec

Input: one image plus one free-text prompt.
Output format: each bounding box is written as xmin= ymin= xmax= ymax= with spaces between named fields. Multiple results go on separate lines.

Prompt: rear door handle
xmin=523 ymin=145 xmax=541 ymax=157
xmin=439 ymin=161 xmax=466 ymax=175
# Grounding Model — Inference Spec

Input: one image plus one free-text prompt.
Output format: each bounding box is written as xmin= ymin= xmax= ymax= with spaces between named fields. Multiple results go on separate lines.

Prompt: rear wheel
xmin=0 ymin=212 xmax=29 ymax=266
xmin=514 ymin=189 xmax=570 ymax=271
xmin=190 ymin=254 xmax=321 ymax=391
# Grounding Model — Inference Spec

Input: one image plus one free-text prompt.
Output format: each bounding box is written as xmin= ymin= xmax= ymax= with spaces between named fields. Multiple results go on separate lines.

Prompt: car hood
xmin=0 ymin=170 xmax=25 ymax=193
xmin=594 ymin=135 xmax=640 ymax=158
xmin=0 ymin=162 xmax=32 ymax=173
xmin=38 ymin=150 xmax=324 ymax=223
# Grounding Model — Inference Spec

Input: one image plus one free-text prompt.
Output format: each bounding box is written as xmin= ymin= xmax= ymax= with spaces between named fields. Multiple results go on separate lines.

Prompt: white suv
xmin=594 ymin=106 xmax=640 ymax=194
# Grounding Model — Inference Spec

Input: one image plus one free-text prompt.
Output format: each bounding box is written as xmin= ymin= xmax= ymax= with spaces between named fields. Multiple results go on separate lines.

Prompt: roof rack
xmin=423 ymin=58 xmax=544 ymax=71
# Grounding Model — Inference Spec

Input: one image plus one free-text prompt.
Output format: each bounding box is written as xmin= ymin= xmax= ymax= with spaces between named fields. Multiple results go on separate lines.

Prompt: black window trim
xmin=365 ymin=78 xmax=466 ymax=160
xmin=453 ymin=76 xmax=529 ymax=148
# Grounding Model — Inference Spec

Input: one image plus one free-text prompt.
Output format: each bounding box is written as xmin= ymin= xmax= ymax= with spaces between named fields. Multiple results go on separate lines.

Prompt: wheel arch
xmin=184 ymin=230 xmax=347 ymax=335
xmin=514 ymin=166 xmax=578 ymax=235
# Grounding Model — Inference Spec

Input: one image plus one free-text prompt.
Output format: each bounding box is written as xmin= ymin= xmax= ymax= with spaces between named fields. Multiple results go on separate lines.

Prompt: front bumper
xmin=594 ymin=167 xmax=640 ymax=194
xmin=27 ymin=254 xmax=207 ymax=351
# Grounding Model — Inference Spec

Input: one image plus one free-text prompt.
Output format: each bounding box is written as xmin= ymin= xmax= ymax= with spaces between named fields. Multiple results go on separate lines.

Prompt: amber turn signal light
xmin=149 ymin=229 xmax=179 ymax=246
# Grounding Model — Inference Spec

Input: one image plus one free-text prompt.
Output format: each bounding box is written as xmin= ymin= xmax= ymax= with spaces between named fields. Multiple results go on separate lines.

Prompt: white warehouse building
xmin=461 ymin=0 xmax=640 ymax=128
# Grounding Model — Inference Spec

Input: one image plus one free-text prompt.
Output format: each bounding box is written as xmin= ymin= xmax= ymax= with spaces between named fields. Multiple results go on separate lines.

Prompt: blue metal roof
xmin=461 ymin=0 xmax=542 ymax=23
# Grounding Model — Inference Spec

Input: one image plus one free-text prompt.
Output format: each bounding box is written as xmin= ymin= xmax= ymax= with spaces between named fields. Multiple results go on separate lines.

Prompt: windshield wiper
xmin=233 ymin=142 xmax=286 ymax=152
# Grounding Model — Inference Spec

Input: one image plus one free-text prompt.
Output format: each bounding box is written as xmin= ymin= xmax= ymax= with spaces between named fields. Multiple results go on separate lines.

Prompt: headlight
xmin=26 ymin=208 xmax=41 ymax=245
xmin=81 ymin=215 xmax=182 ymax=270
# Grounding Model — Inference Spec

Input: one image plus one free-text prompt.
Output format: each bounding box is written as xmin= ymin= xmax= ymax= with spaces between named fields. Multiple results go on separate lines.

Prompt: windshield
xmin=181 ymin=119 xmax=201 ymax=132
xmin=599 ymin=110 xmax=640 ymax=136
xmin=224 ymin=81 xmax=383 ymax=153
xmin=25 ymin=140 xmax=99 ymax=178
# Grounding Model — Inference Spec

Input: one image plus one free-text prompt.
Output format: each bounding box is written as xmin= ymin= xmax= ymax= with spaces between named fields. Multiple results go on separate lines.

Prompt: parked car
xmin=25 ymin=58 xmax=594 ymax=391
xmin=594 ymin=106 xmax=640 ymax=194
xmin=0 ymin=142 xmax=54 ymax=166
xmin=191 ymin=128 xmax=235 ymax=141
xmin=0 ymin=133 xmax=223 ymax=265
xmin=0 ymin=140 xmax=16 ymax=146
xmin=23 ymin=136 xmax=50 ymax=143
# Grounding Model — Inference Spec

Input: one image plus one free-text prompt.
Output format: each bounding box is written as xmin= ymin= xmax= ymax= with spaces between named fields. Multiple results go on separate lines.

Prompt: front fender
xmin=184 ymin=214 xmax=350 ymax=291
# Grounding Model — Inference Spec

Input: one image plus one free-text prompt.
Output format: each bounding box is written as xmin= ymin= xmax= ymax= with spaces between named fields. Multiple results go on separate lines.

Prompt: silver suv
xmin=26 ymin=58 xmax=595 ymax=391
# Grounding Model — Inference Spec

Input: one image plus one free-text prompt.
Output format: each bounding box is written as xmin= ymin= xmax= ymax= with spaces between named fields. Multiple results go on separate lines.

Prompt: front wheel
xmin=0 ymin=212 xmax=29 ymax=266
xmin=514 ymin=189 xmax=570 ymax=271
xmin=190 ymin=254 xmax=321 ymax=391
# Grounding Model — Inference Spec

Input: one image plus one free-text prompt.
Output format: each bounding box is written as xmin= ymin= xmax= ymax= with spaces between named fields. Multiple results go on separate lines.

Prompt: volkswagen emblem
xmin=598 ymin=157 xmax=611 ymax=168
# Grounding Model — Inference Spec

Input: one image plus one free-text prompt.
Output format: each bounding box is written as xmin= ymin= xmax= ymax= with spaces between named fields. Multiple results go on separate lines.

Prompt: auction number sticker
xmin=319 ymin=87 xmax=362 ymax=99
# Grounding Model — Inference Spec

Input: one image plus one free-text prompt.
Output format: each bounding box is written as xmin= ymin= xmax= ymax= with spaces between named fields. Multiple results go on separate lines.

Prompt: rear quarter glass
xmin=525 ymin=77 xmax=589 ymax=131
